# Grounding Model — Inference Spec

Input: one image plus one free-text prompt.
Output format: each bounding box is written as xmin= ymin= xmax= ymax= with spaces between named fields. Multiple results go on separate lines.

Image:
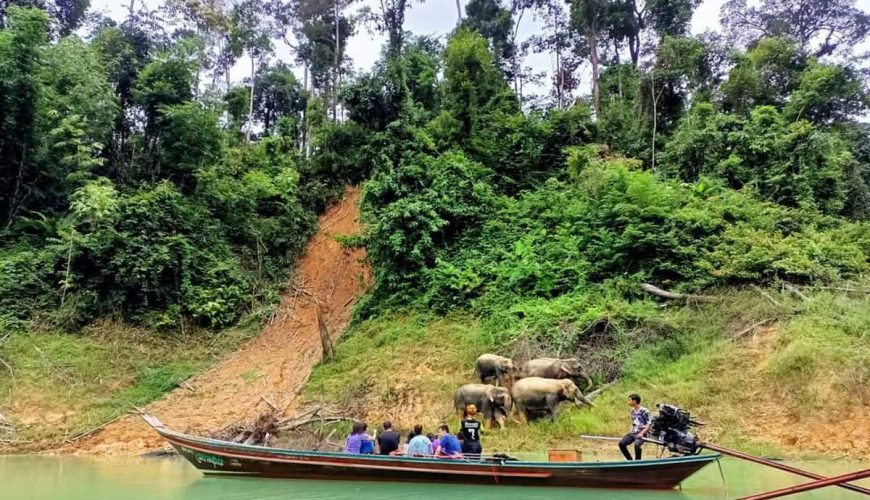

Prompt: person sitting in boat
xmin=618 ymin=393 xmax=650 ymax=461
xmin=377 ymin=420 xmax=401 ymax=456
xmin=344 ymin=421 xmax=375 ymax=454
xmin=459 ymin=403 xmax=483 ymax=456
xmin=434 ymin=424 xmax=463 ymax=459
xmin=428 ymin=432 xmax=440 ymax=453
xmin=405 ymin=425 xmax=434 ymax=456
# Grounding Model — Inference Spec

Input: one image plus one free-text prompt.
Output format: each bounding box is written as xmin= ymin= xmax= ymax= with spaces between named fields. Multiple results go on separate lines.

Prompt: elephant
xmin=474 ymin=354 xmax=517 ymax=387
xmin=519 ymin=357 xmax=593 ymax=390
xmin=454 ymin=383 xmax=514 ymax=429
xmin=511 ymin=377 xmax=593 ymax=423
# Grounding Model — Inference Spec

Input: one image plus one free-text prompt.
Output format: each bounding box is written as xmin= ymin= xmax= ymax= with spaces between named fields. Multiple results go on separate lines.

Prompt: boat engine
xmin=649 ymin=403 xmax=704 ymax=455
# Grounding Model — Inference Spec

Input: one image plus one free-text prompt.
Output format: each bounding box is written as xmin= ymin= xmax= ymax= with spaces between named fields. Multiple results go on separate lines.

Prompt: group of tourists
xmin=343 ymin=403 xmax=484 ymax=459
xmin=344 ymin=393 xmax=651 ymax=462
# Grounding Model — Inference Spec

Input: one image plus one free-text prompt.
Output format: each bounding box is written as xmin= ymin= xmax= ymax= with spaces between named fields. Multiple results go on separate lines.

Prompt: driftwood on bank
xmin=276 ymin=405 xmax=353 ymax=432
xmin=64 ymin=412 xmax=131 ymax=443
xmin=211 ymin=412 xmax=278 ymax=447
xmin=640 ymin=283 xmax=718 ymax=303
xmin=780 ymin=281 xmax=810 ymax=302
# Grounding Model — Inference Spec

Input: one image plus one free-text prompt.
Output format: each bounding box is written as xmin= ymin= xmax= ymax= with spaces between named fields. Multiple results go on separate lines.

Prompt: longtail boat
xmin=143 ymin=414 xmax=720 ymax=489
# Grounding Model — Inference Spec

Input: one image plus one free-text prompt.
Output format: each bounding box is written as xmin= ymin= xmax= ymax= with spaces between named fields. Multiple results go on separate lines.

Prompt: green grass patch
xmin=0 ymin=319 xmax=258 ymax=443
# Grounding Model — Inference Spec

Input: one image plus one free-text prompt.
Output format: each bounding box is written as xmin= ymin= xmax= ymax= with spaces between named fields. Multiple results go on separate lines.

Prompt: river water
xmin=0 ymin=455 xmax=867 ymax=499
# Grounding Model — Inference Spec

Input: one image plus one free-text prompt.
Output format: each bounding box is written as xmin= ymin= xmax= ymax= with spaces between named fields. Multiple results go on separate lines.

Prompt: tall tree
xmin=228 ymin=0 xmax=275 ymax=141
xmin=570 ymin=0 xmax=604 ymax=113
xmin=721 ymin=0 xmax=870 ymax=57
xmin=254 ymin=61 xmax=304 ymax=134
xmin=0 ymin=7 xmax=48 ymax=224
xmin=463 ymin=0 xmax=515 ymax=79
xmin=0 ymin=0 xmax=90 ymax=36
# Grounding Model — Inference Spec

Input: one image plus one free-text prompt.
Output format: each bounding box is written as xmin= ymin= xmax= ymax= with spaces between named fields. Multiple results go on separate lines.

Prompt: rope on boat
xmin=716 ymin=457 xmax=727 ymax=500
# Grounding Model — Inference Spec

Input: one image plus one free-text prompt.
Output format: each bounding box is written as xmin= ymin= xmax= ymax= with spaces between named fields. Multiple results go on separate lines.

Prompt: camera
xmin=649 ymin=403 xmax=704 ymax=455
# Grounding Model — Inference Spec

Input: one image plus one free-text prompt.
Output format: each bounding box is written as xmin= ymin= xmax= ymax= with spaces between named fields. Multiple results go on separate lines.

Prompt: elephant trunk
xmin=583 ymin=374 xmax=593 ymax=391
xmin=575 ymin=393 xmax=595 ymax=407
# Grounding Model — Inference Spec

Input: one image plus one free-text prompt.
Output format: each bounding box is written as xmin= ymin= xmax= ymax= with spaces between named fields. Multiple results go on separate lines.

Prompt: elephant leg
xmin=480 ymin=400 xmax=493 ymax=429
xmin=516 ymin=404 xmax=528 ymax=425
xmin=545 ymin=394 xmax=560 ymax=422
xmin=495 ymin=368 xmax=504 ymax=387
xmin=495 ymin=410 xmax=506 ymax=429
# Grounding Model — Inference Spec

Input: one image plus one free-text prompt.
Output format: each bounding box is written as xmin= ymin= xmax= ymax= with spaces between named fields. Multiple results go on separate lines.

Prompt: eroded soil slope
xmin=65 ymin=187 xmax=369 ymax=455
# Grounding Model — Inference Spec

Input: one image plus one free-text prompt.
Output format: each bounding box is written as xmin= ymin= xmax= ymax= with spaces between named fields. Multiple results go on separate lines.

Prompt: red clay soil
xmin=62 ymin=187 xmax=370 ymax=455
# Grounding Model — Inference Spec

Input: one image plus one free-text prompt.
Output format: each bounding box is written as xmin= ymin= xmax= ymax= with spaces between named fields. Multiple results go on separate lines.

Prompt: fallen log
xmin=585 ymin=381 xmax=616 ymax=401
xmin=65 ymin=413 xmax=130 ymax=443
xmin=277 ymin=415 xmax=353 ymax=432
xmin=749 ymin=285 xmax=783 ymax=308
xmin=780 ymin=281 xmax=809 ymax=302
xmin=640 ymin=283 xmax=717 ymax=303
xmin=730 ymin=318 xmax=776 ymax=341
xmin=797 ymin=284 xmax=870 ymax=294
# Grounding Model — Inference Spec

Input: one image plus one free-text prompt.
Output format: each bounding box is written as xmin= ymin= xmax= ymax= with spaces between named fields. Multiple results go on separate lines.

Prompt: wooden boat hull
xmin=143 ymin=415 xmax=719 ymax=489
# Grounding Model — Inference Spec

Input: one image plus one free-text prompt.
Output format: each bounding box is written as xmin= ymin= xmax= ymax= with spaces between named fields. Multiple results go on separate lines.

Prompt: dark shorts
xmin=462 ymin=441 xmax=482 ymax=455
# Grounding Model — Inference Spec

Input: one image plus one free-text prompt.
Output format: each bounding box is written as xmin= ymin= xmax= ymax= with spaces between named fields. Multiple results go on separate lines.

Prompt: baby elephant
xmin=511 ymin=377 xmax=593 ymax=424
xmin=520 ymin=357 xmax=593 ymax=390
xmin=474 ymin=354 xmax=516 ymax=387
xmin=454 ymin=383 xmax=513 ymax=429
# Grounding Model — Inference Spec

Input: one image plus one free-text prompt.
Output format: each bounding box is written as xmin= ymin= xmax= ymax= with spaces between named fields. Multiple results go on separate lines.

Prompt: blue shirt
xmin=406 ymin=434 xmax=433 ymax=456
xmin=438 ymin=434 xmax=462 ymax=456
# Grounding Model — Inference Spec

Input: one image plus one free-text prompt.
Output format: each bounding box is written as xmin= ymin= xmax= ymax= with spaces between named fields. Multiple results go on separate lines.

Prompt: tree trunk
xmin=589 ymin=30 xmax=600 ymax=116
xmin=128 ymin=0 xmax=135 ymax=18
xmin=247 ymin=54 xmax=256 ymax=142
xmin=555 ymin=47 xmax=562 ymax=108
xmin=333 ymin=1 xmax=340 ymax=121
xmin=301 ymin=61 xmax=308 ymax=154
xmin=6 ymin=142 xmax=26 ymax=227
xmin=650 ymin=73 xmax=659 ymax=172
xmin=455 ymin=0 xmax=463 ymax=24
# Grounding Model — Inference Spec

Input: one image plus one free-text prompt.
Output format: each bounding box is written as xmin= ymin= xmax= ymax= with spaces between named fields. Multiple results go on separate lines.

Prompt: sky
xmin=86 ymin=0 xmax=864 ymax=101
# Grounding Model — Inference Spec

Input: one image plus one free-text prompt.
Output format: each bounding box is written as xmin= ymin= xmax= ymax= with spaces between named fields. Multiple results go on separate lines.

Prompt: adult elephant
xmin=454 ymin=383 xmax=513 ymax=429
xmin=474 ymin=354 xmax=516 ymax=387
xmin=520 ymin=358 xmax=593 ymax=390
xmin=511 ymin=377 xmax=593 ymax=423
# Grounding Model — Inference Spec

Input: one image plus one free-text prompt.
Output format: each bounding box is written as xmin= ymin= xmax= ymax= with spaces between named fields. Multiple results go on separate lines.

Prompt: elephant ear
xmin=560 ymin=364 xmax=573 ymax=375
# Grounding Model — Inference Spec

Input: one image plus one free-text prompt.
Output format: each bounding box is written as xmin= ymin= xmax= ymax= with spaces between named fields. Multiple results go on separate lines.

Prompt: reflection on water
xmin=0 ymin=455 xmax=867 ymax=500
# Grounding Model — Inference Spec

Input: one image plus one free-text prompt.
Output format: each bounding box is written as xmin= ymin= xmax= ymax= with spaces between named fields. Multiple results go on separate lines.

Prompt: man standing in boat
xmin=618 ymin=393 xmax=650 ymax=460
xmin=459 ymin=403 xmax=483 ymax=456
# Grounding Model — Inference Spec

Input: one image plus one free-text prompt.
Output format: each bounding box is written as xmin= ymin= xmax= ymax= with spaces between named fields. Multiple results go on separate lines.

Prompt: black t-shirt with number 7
xmin=460 ymin=418 xmax=481 ymax=443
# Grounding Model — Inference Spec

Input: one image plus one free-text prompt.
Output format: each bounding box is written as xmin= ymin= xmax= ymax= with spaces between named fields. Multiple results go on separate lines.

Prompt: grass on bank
xmin=0 ymin=317 xmax=259 ymax=444
xmin=304 ymin=287 xmax=869 ymax=459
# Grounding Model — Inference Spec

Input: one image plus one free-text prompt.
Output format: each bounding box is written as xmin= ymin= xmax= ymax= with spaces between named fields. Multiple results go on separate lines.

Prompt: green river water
xmin=0 ymin=455 xmax=867 ymax=499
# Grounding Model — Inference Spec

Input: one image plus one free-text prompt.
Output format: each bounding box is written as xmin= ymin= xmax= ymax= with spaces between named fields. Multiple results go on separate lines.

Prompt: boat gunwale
xmin=150 ymin=420 xmax=721 ymax=470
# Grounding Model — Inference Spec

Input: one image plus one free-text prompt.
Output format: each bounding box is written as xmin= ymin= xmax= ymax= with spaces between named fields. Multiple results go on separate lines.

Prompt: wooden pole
xmin=739 ymin=468 xmax=870 ymax=500
xmin=701 ymin=442 xmax=870 ymax=496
